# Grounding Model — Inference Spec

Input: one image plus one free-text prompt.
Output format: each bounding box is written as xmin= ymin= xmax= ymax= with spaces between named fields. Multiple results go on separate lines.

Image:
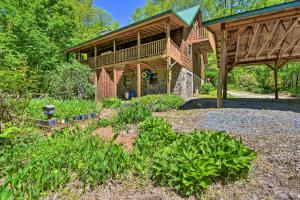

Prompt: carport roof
xmin=203 ymin=1 xmax=300 ymax=26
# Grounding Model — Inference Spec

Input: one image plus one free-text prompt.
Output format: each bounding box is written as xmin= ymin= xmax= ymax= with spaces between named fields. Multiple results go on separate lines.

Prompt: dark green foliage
xmin=131 ymin=94 xmax=185 ymax=112
xmin=0 ymin=125 xmax=129 ymax=199
xmin=199 ymin=83 xmax=215 ymax=94
xmin=152 ymin=130 xmax=257 ymax=197
xmin=45 ymin=61 xmax=95 ymax=99
xmin=115 ymin=103 xmax=152 ymax=124
xmin=102 ymin=97 xmax=123 ymax=108
xmin=27 ymin=98 xmax=100 ymax=119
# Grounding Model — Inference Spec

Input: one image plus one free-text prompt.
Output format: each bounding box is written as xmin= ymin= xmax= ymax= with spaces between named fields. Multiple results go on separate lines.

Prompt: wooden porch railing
xmin=167 ymin=40 xmax=182 ymax=64
xmin=140 ymin=39 xmax=166 ymax=57
xmin=83 ymin=39 xmax=167 ymax=67
xmin=193 ymin=28 xmax=208 ymax=40
xmin=181 ymin=40 xmax=193 ymax=68
xmin=115 ymin=46 xmax=138 ymax=63
xmin=81 ymin=57 xmax=94 ymax=66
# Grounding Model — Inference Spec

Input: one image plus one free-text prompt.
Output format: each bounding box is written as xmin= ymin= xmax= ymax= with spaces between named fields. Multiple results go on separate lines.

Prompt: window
xmin=124 ymin=76 xmax=131 ymax=87
xmin=188 ymin=44 xmax=192 ymax=58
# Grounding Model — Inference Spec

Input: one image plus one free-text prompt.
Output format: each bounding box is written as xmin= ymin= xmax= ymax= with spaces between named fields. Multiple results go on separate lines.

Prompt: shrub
xmin=0 ymin=125 xmax=129 ymax=199
xmin=289 ymin=87 xmax=300 ymax=97
xmin=115 ymin=103 xmax=152 ymax=124
xmin=131 ymin=94 xmax=184 ymax=112
xmin=199 ymin=83 xmax=214 ymax=94
xmin=152 ymin=130 xmax=257 ymax=197
xmin=102 ymin=97 xmax=122 ymax=108
xmin=46 ymin=60 xmax=95 ymax=99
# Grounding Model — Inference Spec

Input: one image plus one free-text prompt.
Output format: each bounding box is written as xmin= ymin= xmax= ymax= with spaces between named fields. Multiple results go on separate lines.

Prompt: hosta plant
xmin=152 ymin=130 xmax=257 ymax=197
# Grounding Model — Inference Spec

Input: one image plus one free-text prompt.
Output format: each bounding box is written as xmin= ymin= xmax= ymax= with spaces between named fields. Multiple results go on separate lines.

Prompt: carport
xmin=203 ymin=1 xmax=300 ymax=108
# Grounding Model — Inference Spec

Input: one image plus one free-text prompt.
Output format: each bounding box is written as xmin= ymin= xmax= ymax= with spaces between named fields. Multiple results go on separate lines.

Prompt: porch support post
xmin=217 ymin=28 xmax=227 ymax=108
xmin=167 ymin=57 xmax=171 ymax=94
xmin=94 ymin=71 xmax=98 ymax=101
xmin=137 ymin=63 xmax=141 ymax=97
xmin=223 ymin=69 xmax=228 ymax=99
xmin=113 ymin=68 xmax=117 ymax=97
xmin=94 ymin=46 xmax=97 ymax=67
xmin=166 ymin=22 xmax=170 ymax=54
xmin=137 ymin=31 xmax=141 ymax=58
xmin=274 ymin=61 xmax=279 ymax=99
xmin=113 ymin=39 xmax=116 ymax=62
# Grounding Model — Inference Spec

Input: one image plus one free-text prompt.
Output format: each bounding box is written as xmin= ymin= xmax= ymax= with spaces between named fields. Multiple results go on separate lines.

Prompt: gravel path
xmin=198 ymin=109 xmax=300 ymax=135
xmin=156 ymin=98 xmax=300 ymax=199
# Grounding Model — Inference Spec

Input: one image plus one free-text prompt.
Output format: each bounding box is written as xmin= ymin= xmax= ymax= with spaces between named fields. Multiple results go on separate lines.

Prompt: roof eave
xmin=65 ymin=9 xmax=192 ymax=54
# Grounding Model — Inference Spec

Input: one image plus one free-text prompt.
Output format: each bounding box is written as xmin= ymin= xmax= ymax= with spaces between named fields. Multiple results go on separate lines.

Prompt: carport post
xmin=223 ymin=70 xmax=228 ymax=99
xmin=274 ymin=61 xmax=279 ymax=99
xmin=217 ymin=28 xmax=227 ymax=108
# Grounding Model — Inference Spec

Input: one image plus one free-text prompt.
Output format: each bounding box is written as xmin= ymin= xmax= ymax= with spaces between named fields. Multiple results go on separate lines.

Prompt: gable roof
xmin=65 ymin=6 xmax=201 ymax=53
xmin=175 ymin=5 xmax=201 ymax=26
xmin=203 ymin=1 xmax=300 ymax=26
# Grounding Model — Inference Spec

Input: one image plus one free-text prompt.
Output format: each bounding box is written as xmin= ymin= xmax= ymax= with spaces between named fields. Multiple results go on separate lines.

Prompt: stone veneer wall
xmin=172 ymin=64 xmax=194 ymax=99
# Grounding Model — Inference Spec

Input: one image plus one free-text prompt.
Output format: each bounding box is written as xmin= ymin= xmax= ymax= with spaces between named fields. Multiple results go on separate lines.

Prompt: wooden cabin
xmin=65 ymin=6 xmax=214 ymax=100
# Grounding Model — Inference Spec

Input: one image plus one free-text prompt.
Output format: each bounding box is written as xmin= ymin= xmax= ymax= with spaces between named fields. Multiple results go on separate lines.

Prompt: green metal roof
xmin=203 ymin=1 xmax=300 ymax=26
xmin=175 ymin=5 xmax=201 ymax=26
xmin=65 ymin=6 xmax=201 ymax=52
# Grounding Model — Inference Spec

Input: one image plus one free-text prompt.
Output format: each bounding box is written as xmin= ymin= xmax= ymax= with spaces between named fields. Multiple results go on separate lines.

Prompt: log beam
xmin=167 ymin=57 xmax=171 ymax=94
xmin=223 ymin=70 xmax=228 ymax=99
xmin=274 ymin=61 xmax=279 ymax=99
xmin=137 ymin=63 xmax=141 ymax=97
xmin=217 ymin=29 xmax=227 ymax=108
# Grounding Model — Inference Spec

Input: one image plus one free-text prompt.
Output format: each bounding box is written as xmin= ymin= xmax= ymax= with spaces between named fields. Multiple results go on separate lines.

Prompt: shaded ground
xmin=228 ymin=90 xmax=296 ymax=99
xmin=180 ymin=98 xmax=300 ymax=113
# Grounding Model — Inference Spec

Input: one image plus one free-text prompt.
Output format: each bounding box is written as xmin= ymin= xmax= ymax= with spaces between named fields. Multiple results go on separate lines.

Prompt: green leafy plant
xmin=115 ymin=103 xmax=152 ymax=124
xmin=27 ymin=98 xmax=100 ymax=119
xmin=131 ymin=94 xmax=185 ymax=112
xmin=152 ymin=130 xmax=257 ymax=197
xmin=0 ymin=125 xmax=129 ymax=199
xmin=199 ymin=83 xmax=215 ymax=95
xmin=131 ymin=117 xmax=177 ymax=173
xmin=102 ymin=97 xmax=122 ymax=108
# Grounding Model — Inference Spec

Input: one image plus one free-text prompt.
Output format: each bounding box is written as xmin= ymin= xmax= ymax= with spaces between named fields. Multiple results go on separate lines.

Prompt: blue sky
xmin=94 ymin=0 xmax=147 ymax=27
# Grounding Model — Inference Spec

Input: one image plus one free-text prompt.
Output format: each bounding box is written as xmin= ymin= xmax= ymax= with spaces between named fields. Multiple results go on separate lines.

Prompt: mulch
xmin=92 ymin=126 xmax=137 ymax=152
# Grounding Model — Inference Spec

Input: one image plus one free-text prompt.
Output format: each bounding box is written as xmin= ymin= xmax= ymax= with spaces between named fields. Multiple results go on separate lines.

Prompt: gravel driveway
xmin=199 ymin=109 xmax=300 ymax=135
xmin=156 ymin=98 xmax=300 ymax=200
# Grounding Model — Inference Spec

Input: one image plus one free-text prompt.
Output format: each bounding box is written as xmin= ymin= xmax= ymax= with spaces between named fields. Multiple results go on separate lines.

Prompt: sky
xmin=94 ymin=0 xmax=147 ymax=27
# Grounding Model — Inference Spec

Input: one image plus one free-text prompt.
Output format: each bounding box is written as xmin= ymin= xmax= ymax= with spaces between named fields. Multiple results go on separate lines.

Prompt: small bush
xmin=102 ymin=97 xmax=122 ymax=108
xmin=115 ymin=103 xmax=152 ymax=124
xmin=131 ymin=94 xmax=184 ymax=112
xmin=152 ymin=130 xmax=257 ymax=197
xmin=199 ymin=83 xmax=214 ymax=94
xmin=289 ymin=87 xmax=300 ymax=97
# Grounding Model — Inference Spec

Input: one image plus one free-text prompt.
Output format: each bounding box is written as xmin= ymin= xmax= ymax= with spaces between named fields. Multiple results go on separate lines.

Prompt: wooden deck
xmin=81 ymin=28 xmax=210 ymax=68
